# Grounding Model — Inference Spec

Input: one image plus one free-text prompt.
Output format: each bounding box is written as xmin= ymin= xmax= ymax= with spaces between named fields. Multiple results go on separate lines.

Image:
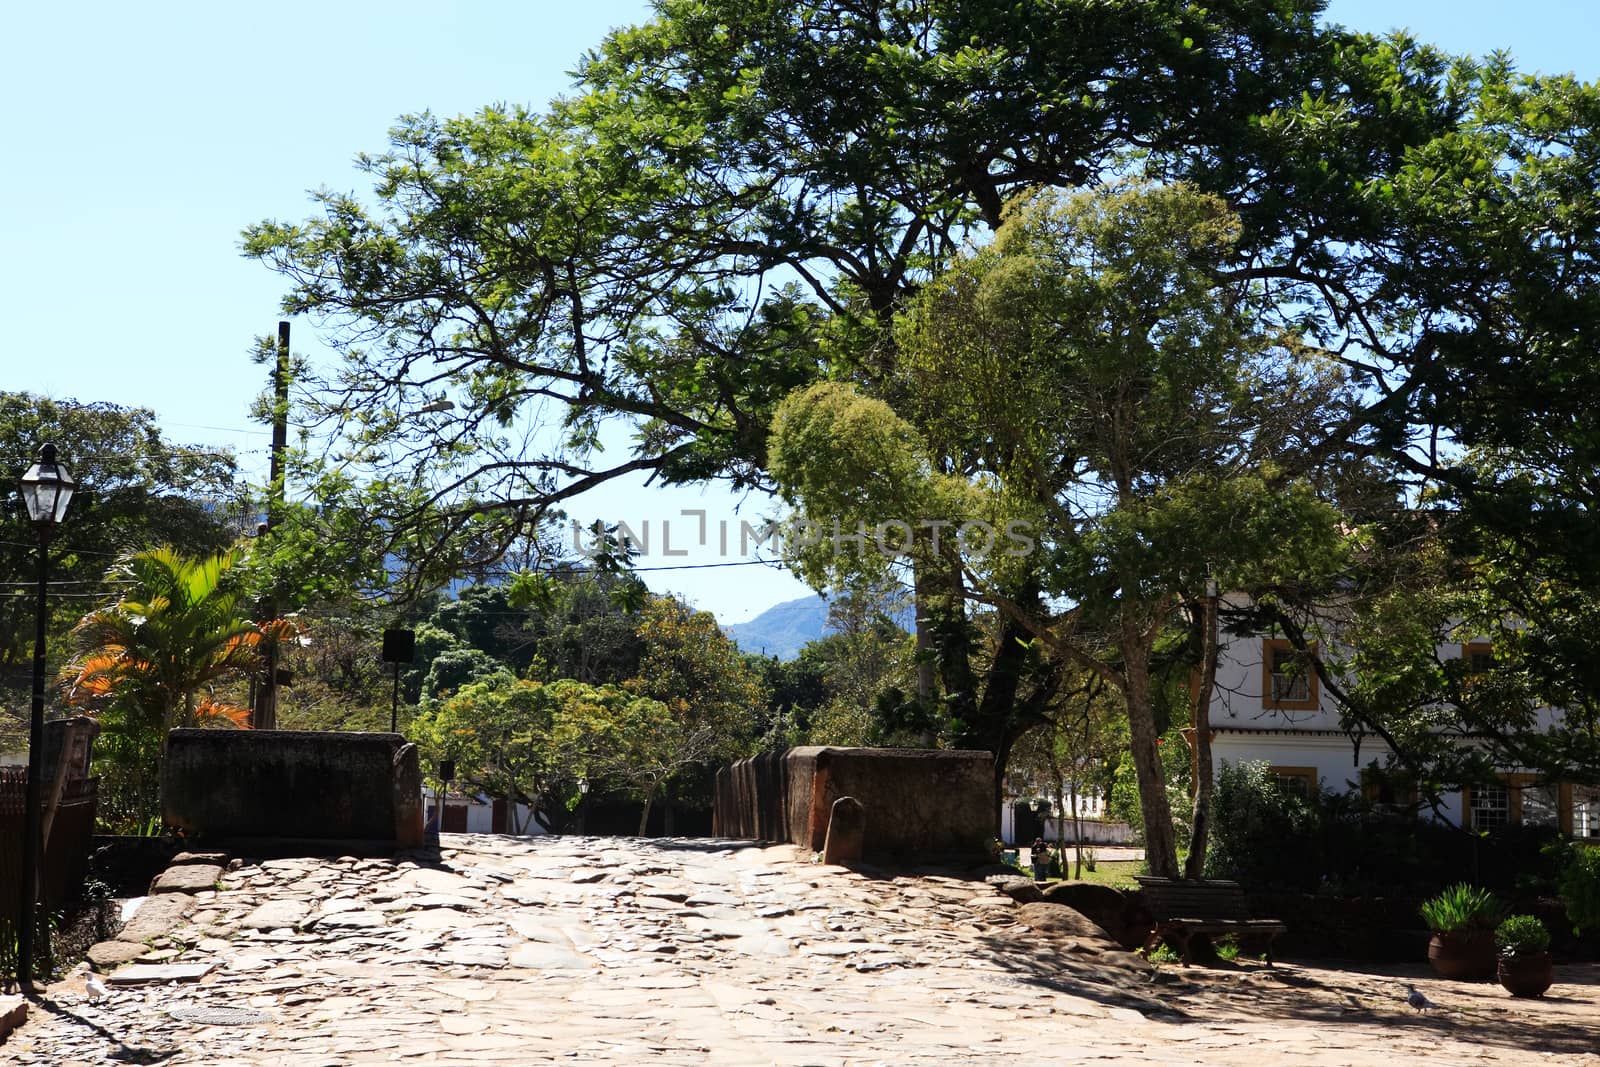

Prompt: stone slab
xmin=150 ymin=863 xmax=225 ymax=894
xmin=119 ymin=893 xmax=198 ymax=942
xmin=171 ymin=851 xmax=232 ymax=866
xmin=241 ymin=900 xmax=312 ymax=931
xmin=0 ymin=995 xmax=25 ymax=1043
xmin=106 ymin=961 xmax=217 ymax=986
xmin=87 ymin=940 xmax=149 ymax=969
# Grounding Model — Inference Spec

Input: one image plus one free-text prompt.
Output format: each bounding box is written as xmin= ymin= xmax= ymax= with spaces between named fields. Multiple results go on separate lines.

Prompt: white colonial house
xmin=1204 ymin=612 xmax=1600 ymax=840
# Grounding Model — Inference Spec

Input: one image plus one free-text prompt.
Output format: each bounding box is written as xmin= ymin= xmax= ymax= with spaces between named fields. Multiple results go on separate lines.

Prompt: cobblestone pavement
xmin=7 ymin=833 xmax=1600 ymax=1065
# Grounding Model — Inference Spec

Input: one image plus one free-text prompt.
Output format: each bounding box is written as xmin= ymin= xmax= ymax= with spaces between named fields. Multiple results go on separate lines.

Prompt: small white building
xmin=999 ymin=791 xmax=1132 ymax=845
xmin=426 ymin=790 xmax=547 ymax=836
xmin=1205 ymin=613 xmax=1600 ymax=838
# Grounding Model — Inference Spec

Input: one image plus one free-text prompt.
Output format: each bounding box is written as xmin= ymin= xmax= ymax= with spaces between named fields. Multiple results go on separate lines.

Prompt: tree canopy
xmin=243 ymin=2 xmax=1600 ymax=850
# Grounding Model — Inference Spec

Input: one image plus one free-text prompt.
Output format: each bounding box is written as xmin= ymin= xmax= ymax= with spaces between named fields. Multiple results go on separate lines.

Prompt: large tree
xmin=771 ymin=183 xmax=1357 ymax=874
xmin=245 ymin=3 xmax=1600 ymax=840
xmin=242 ymin=1 xmax=1353 ymax=579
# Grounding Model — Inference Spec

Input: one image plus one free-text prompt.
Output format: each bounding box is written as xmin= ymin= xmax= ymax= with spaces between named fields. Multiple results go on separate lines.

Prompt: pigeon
xmin=85 ymin=974 xmax=110 ymax=1003
xmin=1405 ymin=984 xmax=1438 ymax=1012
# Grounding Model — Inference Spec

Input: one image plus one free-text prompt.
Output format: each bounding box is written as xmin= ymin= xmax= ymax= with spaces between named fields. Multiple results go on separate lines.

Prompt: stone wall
xmin=715 ymin=746 xmax=993 ymax=861
xmin=161 ymin=730 xmax=424 ymax=849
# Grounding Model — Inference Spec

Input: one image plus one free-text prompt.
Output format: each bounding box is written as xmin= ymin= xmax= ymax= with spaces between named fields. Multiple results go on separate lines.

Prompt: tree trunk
xmin=990 ymin=733 xmax=1015 ymax=840
xmin=1185 ymin=590 xmax=1220 ymax=880
xmin=1122 ymin=612 xmax=1180 ymax=877
xmin=911 ymin=553 xmax=935 ymax=705
xmin=637 ymin=786 xmax=655 ymax=836
xmin=1069 ymin=776 xmax=1083 ymax=880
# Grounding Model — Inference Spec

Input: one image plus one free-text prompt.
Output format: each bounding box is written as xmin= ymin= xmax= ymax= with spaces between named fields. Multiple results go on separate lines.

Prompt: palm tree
xmin=64 ymin=546 xmax=287 ymax=831
xmin=65 ymin=547 xmax=281 ymax=736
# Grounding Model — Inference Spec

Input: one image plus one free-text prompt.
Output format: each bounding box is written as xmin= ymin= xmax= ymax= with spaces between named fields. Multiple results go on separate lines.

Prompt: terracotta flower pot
xmin=1497 ymin=952 xmax=1554 ymax=998
xmin=1427 ymin=929 xmax=1497 ymax=981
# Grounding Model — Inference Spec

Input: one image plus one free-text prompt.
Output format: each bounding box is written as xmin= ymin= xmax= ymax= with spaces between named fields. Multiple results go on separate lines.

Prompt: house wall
xmin=1203 ymin=610 xmax=1566 ymax=829
xmin=1209 ymin=729 xmax=1465 ymax=825
xmin=426 ymin=791 xmax=546 ymax=836
xmin=1039 ymin=816 xmax=1134 ymax=845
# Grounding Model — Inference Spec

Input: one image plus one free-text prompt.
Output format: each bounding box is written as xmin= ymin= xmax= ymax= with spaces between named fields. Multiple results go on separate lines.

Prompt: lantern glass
xmin=19 ymin=444 xmax=74 ymax=526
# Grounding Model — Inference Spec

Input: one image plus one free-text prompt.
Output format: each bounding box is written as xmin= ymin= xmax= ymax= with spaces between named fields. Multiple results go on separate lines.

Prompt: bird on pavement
xmin=1405 ymin=984 xmax=1438 ymax=1012
xmin=85 ymin=974 xmax=110 ymax=1003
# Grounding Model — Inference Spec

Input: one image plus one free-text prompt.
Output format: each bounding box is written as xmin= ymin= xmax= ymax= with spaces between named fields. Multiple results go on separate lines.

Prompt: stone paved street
xmin=7 ymin=833 xmax=1600 ymax=1065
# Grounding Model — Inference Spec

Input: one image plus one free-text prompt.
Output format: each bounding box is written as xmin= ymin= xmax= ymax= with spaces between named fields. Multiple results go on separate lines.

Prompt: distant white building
xmin=426 ymin=789 xmax=547 ymax=835
xmin=1204 ymin=605 xmax=1600 ymax=838
xmin=999 ymin=789 xmax=1132 ymax=846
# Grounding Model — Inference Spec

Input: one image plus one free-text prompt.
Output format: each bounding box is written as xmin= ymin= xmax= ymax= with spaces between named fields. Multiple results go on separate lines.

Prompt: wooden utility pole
xmin=254 ymin=321 xmax=291 ymax=731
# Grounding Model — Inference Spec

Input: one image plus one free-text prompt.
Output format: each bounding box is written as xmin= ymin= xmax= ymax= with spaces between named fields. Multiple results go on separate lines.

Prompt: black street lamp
xmin=16 ymin=443 xmax=74 ymax=991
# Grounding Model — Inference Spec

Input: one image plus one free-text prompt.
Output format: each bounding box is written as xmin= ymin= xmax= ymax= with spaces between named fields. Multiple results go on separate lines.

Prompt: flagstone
xmin=150 ymin=864 xmax=225 ymax=894
xmin=106 ymin=961 xmax=217 ymax=985
xmin=240 ymin=900 xmax=311 ymax=930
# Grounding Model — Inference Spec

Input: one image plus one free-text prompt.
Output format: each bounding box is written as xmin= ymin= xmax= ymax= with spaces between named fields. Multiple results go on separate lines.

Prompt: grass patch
xmin=1044 ymin=859 xmax=1142 ymax=889
xmin=1145 ymin=943 xmax=1181 ymax=964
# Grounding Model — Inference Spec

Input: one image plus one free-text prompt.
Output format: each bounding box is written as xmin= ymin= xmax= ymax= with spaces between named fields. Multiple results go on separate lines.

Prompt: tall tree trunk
xmin=1185 ymin=589 xmax=1220 ymax=880
xmin=1122 ymin=610 xmax=1179 ymax=877
xmin=911 ymin=553 xmax=935 ymax=706
xmin=990 ymin=733 xmax=1015 ymax=840
xmin=637 ymin=785 xmax=656 ymax=836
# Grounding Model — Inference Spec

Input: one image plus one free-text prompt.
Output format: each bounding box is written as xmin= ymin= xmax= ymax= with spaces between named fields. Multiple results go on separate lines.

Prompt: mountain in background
xmin=724 ymin=595 xmax=830 ymax=660
xmin=724 ymin=593 xmax=915 ymax=660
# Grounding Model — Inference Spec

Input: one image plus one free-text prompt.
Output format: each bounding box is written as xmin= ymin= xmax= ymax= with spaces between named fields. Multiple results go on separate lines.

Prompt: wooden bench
xmin=1134 ymin=876 xmax=1286 ymax=966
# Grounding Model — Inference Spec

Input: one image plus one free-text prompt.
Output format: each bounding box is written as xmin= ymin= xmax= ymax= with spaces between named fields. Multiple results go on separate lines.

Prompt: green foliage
xmin=783 ymin=582 xmax=917 ymax=747
xmin=241 ymin=1 xmax=1600 ymax=821
xmin=1420 ymin=884 xmax=1505 ymax=934
xmin=419 ymin=647 xmax=509 ymax=703
xmin=1556 ymin=846 xmax=1600 ymax=936
xmin=1494 ymin=914 xmax=1550 ymax=958
xmin=1204 ymin=760 xmax=1323 ymax=887
xmin=65 ymin=548 xmax=268 ymax=730
xmin=625 ymin=595 xmax=767 ymax=766
xmin=0 ymin=393 xmax=243 ymax=748
xmin=1145 ymin=943 xmax=1181 ymax=965
xmin=409 ymin=675 xmax=668 ymax=833
xmin=63 ymin=547 xmax=278 ymax=831
xmin=1109 ymin=727 xmax=1192 ymax=849
xmin=406 ymin=590 xmax=764 ymax=833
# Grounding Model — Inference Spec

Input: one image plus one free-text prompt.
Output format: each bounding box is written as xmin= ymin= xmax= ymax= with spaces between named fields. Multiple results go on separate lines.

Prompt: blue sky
xmin=2 ymin=1 xmax=1592 ymax=622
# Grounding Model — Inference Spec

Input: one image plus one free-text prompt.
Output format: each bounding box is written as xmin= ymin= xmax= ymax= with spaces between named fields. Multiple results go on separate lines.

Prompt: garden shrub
xmin=1558 ymin=844 xmax=1600 ymax=935
xmin=1204 ymin=760 xmax=1323 ymax=888
xmin=1204 ymin=759 xmax=1568 ymax=895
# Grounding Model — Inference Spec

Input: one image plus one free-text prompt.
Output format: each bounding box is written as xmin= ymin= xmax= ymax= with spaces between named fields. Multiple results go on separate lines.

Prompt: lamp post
xmin=577 ymin=777 xmax=589 ymax=835
xmin=17 ymin=443 xmax=74 ymax=991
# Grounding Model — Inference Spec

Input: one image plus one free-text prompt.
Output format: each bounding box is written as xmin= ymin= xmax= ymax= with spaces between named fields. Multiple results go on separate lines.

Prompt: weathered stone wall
xmin=161 ymin=730 xmax=424 ymax=849
xmin=716 ymin=746 xmax=993 ymax=861
xmin=713 ymin=750 xmax=794 ymax=842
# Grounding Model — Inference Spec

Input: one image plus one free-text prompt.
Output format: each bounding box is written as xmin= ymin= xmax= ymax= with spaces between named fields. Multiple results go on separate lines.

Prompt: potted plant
xmin=1495 ymin=915 xmax=1554 ymax=997
xmin=1420 ymin=883 xmax=1504 ymax=980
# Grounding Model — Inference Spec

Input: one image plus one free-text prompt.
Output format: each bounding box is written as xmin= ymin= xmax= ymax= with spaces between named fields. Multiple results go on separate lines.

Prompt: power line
xmin=631 ymin=559 xmax=783 ymax=572
xmin=0 ymin=539 xmax=122 ymax=558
